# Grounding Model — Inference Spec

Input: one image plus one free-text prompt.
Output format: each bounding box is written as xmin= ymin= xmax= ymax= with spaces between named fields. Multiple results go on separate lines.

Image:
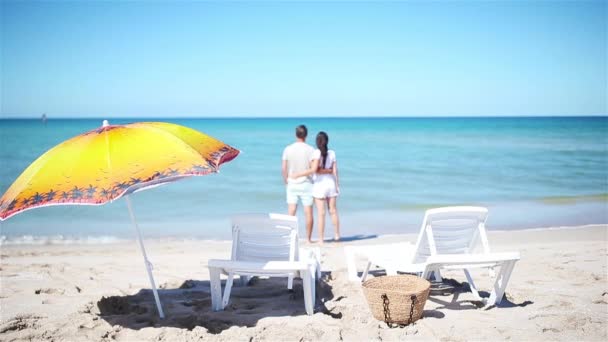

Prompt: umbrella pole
xmin=125 ymin=195 xmax=165 ymax=319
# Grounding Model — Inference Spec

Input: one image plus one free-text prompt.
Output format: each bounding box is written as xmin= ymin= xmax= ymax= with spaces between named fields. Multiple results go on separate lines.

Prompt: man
xmin=282 ymin=124 xmax=319 ymax=243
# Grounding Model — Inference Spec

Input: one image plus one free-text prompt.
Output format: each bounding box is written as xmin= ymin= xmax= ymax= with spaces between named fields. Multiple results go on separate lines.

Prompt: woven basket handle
xmin=381 ymin=293 xmax=417 ymax=328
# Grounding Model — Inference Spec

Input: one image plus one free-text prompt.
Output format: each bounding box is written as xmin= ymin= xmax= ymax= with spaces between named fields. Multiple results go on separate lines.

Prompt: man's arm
xmin=282 ymin=159 xmax=289 ymax=184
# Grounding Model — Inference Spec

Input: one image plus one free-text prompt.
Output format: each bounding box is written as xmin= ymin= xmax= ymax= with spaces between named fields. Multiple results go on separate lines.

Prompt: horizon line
xmin=1 ymin=114 xmax=607 ymax=120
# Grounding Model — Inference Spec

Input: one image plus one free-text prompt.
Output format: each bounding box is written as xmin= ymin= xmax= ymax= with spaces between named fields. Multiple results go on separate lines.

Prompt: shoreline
xmin=1 ymin=223 xmax=607 ymax=246
xmin=2 ymin=198 xmax=606 ymax=242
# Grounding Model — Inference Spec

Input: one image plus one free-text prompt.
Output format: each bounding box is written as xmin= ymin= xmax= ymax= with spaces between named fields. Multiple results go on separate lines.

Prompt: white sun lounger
xmin=344 ymin=206 xmax=520 ymax=306
xmin=208 ymin=213 xmax=320 ymax=315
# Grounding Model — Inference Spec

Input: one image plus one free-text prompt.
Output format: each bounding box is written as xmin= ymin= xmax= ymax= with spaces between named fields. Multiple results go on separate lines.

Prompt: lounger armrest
xmin=208 ymin=259 xmax=311 ymax=273
xmin=344 ymin=242 xmax=416 ymax=281
xmin=300 ymin=247 xmax=321 ymax=264
xmin=425 ymin=252 xmax=520 ymax=267
xmin=300 ymin=246 xmax=322 ymax=278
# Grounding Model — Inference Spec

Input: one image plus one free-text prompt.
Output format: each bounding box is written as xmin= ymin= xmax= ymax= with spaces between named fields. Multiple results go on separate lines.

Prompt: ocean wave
xmin=539 ymin=193 xmax=608 ymax=204
xmin=0 ymin=234 xmax=233 ymax=246
xmin=0 ymin=235 xmax=127 ymax=246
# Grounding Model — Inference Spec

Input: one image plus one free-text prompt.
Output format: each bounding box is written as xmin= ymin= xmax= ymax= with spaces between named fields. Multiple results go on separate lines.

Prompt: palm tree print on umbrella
xmin=6 ymin=199 xmax=18 ymax=211
xmin=152 ymin=171 xmax=168 ymax=179
xmin=100 ymin=188 xmax=112 ymax=200
xmin=45 ymin=190 xmax=57 ymax=201
xmin=30 ymin=192 xmax=45 ymax=205
xmin=129 ymin=178 xmax=142 ymax=186
xmin=166 ymin=169 xmax=180 ymax=177
xmin=70 ymin=186 xmax=84 ymax=200
xmin=109 ymin=187 xmax=120 ymax=198
xmin=189 ymin=164 xmax=212 ymax=174
xmin=116 ymin=182 xmax=131 ymax=190
xmin=85 ymin=185 xmax=97 ymax=199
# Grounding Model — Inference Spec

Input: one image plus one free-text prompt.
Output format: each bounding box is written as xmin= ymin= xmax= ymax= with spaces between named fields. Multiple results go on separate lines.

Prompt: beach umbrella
xmin=0 ymin=120 xmax=240 ymax=318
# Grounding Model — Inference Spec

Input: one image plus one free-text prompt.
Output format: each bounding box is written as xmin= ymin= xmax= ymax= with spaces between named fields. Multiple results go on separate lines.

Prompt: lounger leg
xmin=310 ymin=263 xmax=317 ymax=304
xmin=488 ymin=260 xmax=516 ymax=305
xmin=301 ymin=247 xmax=322 ymax=280
xmin=313 ymin=248 xmax=322 ymax=279
xmin=317 ymin=263 xmax=321 ymax=279
xmin=422 ymin=266 xmax=431 ymax=279
xmin=425 ymin=268 xmax=441 ymax=282
xmin=344 ymin=247 xmax=360 ymax=282
xmin=434 ymin=269 xmax=443 ymax=282
xmin=361 ymin=261 xmax=372 ymax=282
xmin=288 ymin=273 xmax=294 ymax=290
xmin=222 ymin=272 xmax=235 ymax=309
xmin=302 ymin=269 xmax=314 ymax=315
xmin=463 ymin=268 xmax=483 ymax=301
xmin=209 ymin=267 xmax=222 ymax=311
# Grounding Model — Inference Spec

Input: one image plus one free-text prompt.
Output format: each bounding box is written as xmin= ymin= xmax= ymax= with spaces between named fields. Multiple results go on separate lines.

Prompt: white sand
xmin=1 ymin=225 xmax=606 ymax=341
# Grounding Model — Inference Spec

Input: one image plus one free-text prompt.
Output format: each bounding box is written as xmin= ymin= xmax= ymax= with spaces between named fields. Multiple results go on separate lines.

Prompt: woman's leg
xmin=315 ymin=198 xmax=326 ymax=244
xmin=328 ymin=197 xmax=340 ymax=240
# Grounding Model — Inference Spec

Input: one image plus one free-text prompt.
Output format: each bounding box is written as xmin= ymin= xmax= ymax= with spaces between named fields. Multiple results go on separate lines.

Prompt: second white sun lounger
xmin=345 ymin=206 xmax=520 ymax=306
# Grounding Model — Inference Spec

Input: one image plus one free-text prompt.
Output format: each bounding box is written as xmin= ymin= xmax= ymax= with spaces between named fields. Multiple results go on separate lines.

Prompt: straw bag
xmin=362 ymin=275 xmax=431 ymax=327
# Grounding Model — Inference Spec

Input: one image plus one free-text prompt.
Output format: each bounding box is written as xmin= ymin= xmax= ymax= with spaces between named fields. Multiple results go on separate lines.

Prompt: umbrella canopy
xmin=0 ymin=120 xmax=240 ymax=318
xmin=0 ymin=120 xmax=239 ymax=220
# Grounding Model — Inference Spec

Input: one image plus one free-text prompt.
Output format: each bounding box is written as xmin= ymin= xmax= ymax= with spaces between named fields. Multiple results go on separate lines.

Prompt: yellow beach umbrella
xmin=0 ymin=120 xmax=240 ymax=318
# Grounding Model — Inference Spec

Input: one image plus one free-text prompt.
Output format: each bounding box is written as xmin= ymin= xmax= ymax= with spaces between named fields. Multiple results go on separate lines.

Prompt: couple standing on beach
xmin=282 ymin=125 xmax=341 ymax=244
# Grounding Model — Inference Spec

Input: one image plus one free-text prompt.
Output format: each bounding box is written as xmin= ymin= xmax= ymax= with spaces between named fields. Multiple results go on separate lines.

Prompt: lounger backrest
xmin=412 ymin=206 xmax=490 ymax=263
xmin=231 ymin=213 xmax=299 ymax=263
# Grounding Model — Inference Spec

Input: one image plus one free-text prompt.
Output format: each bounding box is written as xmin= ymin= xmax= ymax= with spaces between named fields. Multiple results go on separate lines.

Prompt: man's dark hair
xmin=295 ymin=125 xmax=308 ymax=139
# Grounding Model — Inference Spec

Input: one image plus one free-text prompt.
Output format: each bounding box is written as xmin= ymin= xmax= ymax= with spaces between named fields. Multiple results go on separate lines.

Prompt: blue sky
xmin=1 ymin=0 xmax=606 ymax=118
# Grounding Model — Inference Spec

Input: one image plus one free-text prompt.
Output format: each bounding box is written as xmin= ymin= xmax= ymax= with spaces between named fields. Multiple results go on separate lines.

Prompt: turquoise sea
xmin=1 ymin=117 xmax=607 ymax=243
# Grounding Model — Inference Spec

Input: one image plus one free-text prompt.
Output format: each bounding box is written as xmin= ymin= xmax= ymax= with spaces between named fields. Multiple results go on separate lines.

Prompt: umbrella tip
xmin=102 ymin=120 xmax=109 ymax=127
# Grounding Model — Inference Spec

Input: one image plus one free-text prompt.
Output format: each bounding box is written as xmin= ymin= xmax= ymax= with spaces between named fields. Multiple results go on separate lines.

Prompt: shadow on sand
xmin=323 ymin=234 xmax=378 ymax=243
xmin=97 ymin=273 xmax=339 ymax=334
xmin=427 ymin=278 xmax=534 ymax=310
xmin=363 ymin=271 xmax=533 ymax=312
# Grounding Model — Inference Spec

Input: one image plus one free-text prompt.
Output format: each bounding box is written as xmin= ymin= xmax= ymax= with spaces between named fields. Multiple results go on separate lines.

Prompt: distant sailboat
xmin=41 ymin=113 xmax=47 ymax=126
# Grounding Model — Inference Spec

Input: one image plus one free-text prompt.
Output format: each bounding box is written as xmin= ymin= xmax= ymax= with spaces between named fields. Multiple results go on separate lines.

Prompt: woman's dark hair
xmin=316 ymin=131 xmax=329 ymax=169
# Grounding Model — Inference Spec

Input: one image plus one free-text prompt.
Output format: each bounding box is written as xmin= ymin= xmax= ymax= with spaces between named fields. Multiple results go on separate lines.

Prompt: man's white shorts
xmin=286 ymin=181 xmax=314 ymax=206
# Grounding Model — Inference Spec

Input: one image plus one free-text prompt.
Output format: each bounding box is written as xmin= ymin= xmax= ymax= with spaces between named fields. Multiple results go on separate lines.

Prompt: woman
xmin=290 ymin=131 xmax=340 ymax=243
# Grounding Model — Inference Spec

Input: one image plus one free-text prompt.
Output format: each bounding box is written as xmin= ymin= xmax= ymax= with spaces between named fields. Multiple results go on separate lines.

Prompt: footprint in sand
xmin=592 ymin=292 xmax=608 ymax=304
xmin=34 ymin=288 xmax=65 ymax=295
xmin=78 ymin=302 xmax=96 ymax=314
xmin=0 ymin=314 xmax=43 ymax=333
xmin=590 ymin=273 xmax=603 ymax=281
xmin=101 ymin=326 xmax=122 ymax=340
